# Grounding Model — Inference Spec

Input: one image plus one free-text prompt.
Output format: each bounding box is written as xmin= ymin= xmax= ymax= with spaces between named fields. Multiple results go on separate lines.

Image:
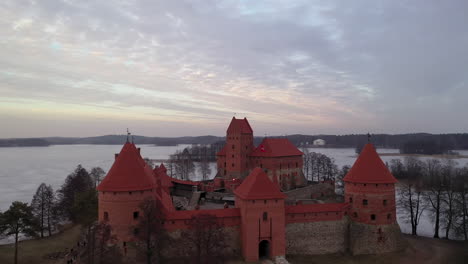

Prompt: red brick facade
xmin=216 ymin=117 xmax=307 ymax=191
xmin=97 ymin=120 xmax=401 ymax=261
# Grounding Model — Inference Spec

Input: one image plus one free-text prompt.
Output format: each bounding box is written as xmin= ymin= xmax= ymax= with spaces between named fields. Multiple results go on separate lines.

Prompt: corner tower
xmin=218 ymin=117 xmax=254 ymax=179
xmin=97 ymin=142 xmax=155 ymax=242
xmin=234 ymin=168 xmax=286 ymax=262
xmin=344 ymin=143 xmax=403 ymax=254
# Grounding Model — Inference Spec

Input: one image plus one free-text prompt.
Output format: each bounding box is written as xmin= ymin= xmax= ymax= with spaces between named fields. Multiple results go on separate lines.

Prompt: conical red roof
xmin=234 ymin=167 xmax=286 ymax=200
xmin=227 ymin=117 xmax=253 ymax=134
xmin=250 ymin=138 xmax=303 ymax=157
xmin=343 ymin=143 xmax=397 ymax=184
xmin=97 ymin=142 xmax=155 ymax=192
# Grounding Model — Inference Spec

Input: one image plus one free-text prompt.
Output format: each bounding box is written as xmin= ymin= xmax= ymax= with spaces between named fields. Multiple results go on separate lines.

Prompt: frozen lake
xmin=1 ymin=144 xmax=467 ymax=240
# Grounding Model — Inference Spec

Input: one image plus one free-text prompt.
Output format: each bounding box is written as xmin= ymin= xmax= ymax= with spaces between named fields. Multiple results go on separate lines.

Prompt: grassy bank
xmin=0 ymin=225 xmax=81 ymax=264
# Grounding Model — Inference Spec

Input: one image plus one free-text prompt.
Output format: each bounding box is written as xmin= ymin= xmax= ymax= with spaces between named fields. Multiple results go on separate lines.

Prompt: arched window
xmin=349 ymin=197 xmax=353 ymax=203
xmin=133 ymin=211 xmax=139 ymax=220
xmin=353 ymin=212 xmax=358 ymax=218
xmin=232 ymin=145 xmax=235 ymax=149
xmin=263 ymin=212 xmax=268 ymax=221
xmin=387 ymin=213 xmax=391 ymax=220
xmin=371 ymin=214 xmax=376 ymax=220
xmin=383 ymin=200 xmax=387 ymax=206
xmin=104 ymin=212 xmax=109 ymax=221
xmin=363 ymin=199 xmax=368 ymax=206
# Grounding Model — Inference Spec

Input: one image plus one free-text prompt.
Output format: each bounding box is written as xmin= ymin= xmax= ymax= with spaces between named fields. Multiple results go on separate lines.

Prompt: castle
xmin=97 ymin=117 xmax=403 ymax=262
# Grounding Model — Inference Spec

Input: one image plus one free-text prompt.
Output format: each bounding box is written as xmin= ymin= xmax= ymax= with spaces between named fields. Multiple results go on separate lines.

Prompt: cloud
xmin=0 ymin=0 xmax=467 ymax=137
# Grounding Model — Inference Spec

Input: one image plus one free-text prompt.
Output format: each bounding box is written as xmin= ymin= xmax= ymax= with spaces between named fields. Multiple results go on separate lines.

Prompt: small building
xmin=313 ymin=139 xmax=326 ymax=146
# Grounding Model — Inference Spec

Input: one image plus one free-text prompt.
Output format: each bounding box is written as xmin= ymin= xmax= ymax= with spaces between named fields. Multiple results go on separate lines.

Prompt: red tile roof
xmin=226 ymin=117 xmax=253 ymax=134
xmin=250 ymin=138 xmax=303 ymax=157
xmin=234 ymin=167 xmax=286 ymax=200
xmin=343 ymin=143 xmax=397 ymax=184
xmin=97 ymin=142 xmax=155 ymax=192
xmin=216 ymin=145 xmax=226 ymax=156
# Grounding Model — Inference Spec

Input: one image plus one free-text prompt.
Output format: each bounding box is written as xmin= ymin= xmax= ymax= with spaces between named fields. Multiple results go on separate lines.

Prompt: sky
xmin=1 ymin=0 xmax=468 ymax=138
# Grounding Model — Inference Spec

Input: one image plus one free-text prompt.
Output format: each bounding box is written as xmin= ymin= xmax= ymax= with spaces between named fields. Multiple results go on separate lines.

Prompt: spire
xmin=126 ymin=128 xmax=131 ymax=143
xmin=367 ymin=132 xmax=371 ymax=143
xmin=343 ymin=143 xmax=397 ymax=184
xmin=234 ymin=167 xmax=286 ymax=200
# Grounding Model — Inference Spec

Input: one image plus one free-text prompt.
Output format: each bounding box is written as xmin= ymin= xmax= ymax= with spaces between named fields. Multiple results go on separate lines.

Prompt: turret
xmin=234 ymin=168 xmax=286 ymax=261
xmin=344 ymin=143 xmax=403 ymax=254
xmin=219 ymin=117 xmax=254 ymax=179
xmin=97 ymin=142 xmax=155 ymax=242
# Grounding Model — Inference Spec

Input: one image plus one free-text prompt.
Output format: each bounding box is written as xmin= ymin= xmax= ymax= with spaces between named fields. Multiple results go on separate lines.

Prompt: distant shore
xmin=378 ymin=153 xmax=468 ymax=159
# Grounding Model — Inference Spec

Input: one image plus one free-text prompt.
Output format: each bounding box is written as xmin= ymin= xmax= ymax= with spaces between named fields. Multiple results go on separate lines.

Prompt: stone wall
xmin=285 ymin=182 xmax=335 ymax=202
xmin=285 ymin=218 xmax=349 ymax=255
xmin=163 ymin=226 xmax=241 ymax=258
xmin=349 ymin=222 xmax=405 ymax=255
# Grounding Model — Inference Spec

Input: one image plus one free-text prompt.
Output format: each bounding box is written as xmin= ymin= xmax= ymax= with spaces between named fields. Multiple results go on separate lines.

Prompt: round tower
xmin=97 ymin=142 xmax=155 ymax=242
xmin=344 ymin=143 xmax=403 ymax=255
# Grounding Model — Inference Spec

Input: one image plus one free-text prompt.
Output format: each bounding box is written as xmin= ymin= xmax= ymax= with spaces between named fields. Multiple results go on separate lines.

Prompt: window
xmin=224 ymin=170 xmax=226 ymax=175
xmin=232 ymin=154 xmax=234 ymax=158
xmin=133 ymin=211 xmax=139 ymax=220
xmin=104 ymin=212 xmax=109 ymax=221
xmin=264 ymin=200 xmax=267 ymax=204
xmin=387 ymin=214 xmax=391 ymax=220
xmin=375 ymin=184 xmax=378 ymax=187
xmin=371 ymin=214 xmax=376 ymax=220
xmin=363 ymin=199 xmax=368 ymax=206
xmin=349 ymin=197 xmax=353 ymax=203
xmin=232 ymin=145 xmax=235 ymax=149
xmin=129 ymin=191 xmax=132 ymax=195
xmin=133 ymin=228 xmax=139 ymax=235
xmin=383 ymin=200 xmax=387 ymax=206
xmin=224 ymin=162 xmax=226 ymax=167
xmin=263 ymin=212 xmax=268 ymax=221
xmin=232 ymin=163 xmax=235 ymax=167
xmin=363 ymin=184 xmax=367 ymax=186
xmin=353 ymin=212 xmax=358 ymax=218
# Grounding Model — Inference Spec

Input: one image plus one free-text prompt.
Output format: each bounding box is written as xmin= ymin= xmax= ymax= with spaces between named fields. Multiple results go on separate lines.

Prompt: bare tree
xmin=423 ymin=159 xmax=444 ymax=238
xmin=173 ymin=149 xmax=195 ymax=180
xmin=90 ymin=167 xmax=106 ymax=188
xmin=395 ymin=157 xmax=426 ymax=235
xmin=454 ymin=165 xmax=468 ymax=240
xmin=336 ymin=165 xmax=351 ymax=195
xmin=182 ymin=214 xmax=227 ymax=264
xmin=441 ymin=159 xmax=458 ymax=239
xmin=134 ymin=198 xmax=168 ymax=264
xmin=199 ymin=146 xmax=212 ymax=181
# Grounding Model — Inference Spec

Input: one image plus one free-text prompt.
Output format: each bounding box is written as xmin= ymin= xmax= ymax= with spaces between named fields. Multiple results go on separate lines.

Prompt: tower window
xmin=387 ymin=214 xmax=391 ymax=220
xmin=264 ymin=200 xmax=267 ymax=204
xmin=133 ymin=211 xmax=139 ymax=220
xmin=383 ymin=200 xmax=387 ymax=206
xmin=104 ymin=212 xmax=109 ymax=221
xmin=232 ymin=154 xmax=234 ymax=158
xmin=363 ymin=199 xmax=368 ymax=206
xmin=232 ymin=163 xmax=235 ymax=167
xmin=263 ymin=212 xmax=268 ymax=221
xmin=232 ymin=145 xmax=235 ymax=149
xmin=371 ymin=214 xmax=376 ymax=220
xmin=349 ymin=197 xmax=353 ymax=203
xmin=296 ymin=162 xmax=298 ymax=168
xmin=353 ymin=212 xmax=358 ymax=218
xmin=133 ymin=228 xmax=139 ymax=235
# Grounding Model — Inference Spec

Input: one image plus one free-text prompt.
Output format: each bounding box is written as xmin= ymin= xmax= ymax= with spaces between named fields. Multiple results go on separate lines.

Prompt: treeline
xmin=4 ymin=133 xmax=468 ymax=150
xmin=287 ymin=133 xmax=468 ymax=150
xmin=391 ymin=158 xmax=468 ymax=240
xmin=166 ymin=143 xmax=224 ymax=181
xmin=0 ymin=138 xmax=50 ymax=147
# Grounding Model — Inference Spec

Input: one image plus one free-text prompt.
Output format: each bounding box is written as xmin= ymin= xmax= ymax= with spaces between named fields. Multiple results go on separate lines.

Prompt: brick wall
xmin=284 ymin=182 xmax=335 ymax=201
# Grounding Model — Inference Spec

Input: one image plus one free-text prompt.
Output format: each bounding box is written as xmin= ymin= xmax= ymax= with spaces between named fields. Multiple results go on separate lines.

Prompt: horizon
xmin=1 ymin=1 xmax=468 ymax=137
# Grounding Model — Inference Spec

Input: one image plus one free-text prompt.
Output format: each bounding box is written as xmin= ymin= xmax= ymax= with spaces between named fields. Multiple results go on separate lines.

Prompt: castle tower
xmin=344 ymin=143 xmax=403 ymax=254
xmin=217 ymin=117 xmax=254 ymax=179
xmin=234 ymin=168 xmax=286 ymax=261
xmin=97 ymin=142 xmax=155 ymax=242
